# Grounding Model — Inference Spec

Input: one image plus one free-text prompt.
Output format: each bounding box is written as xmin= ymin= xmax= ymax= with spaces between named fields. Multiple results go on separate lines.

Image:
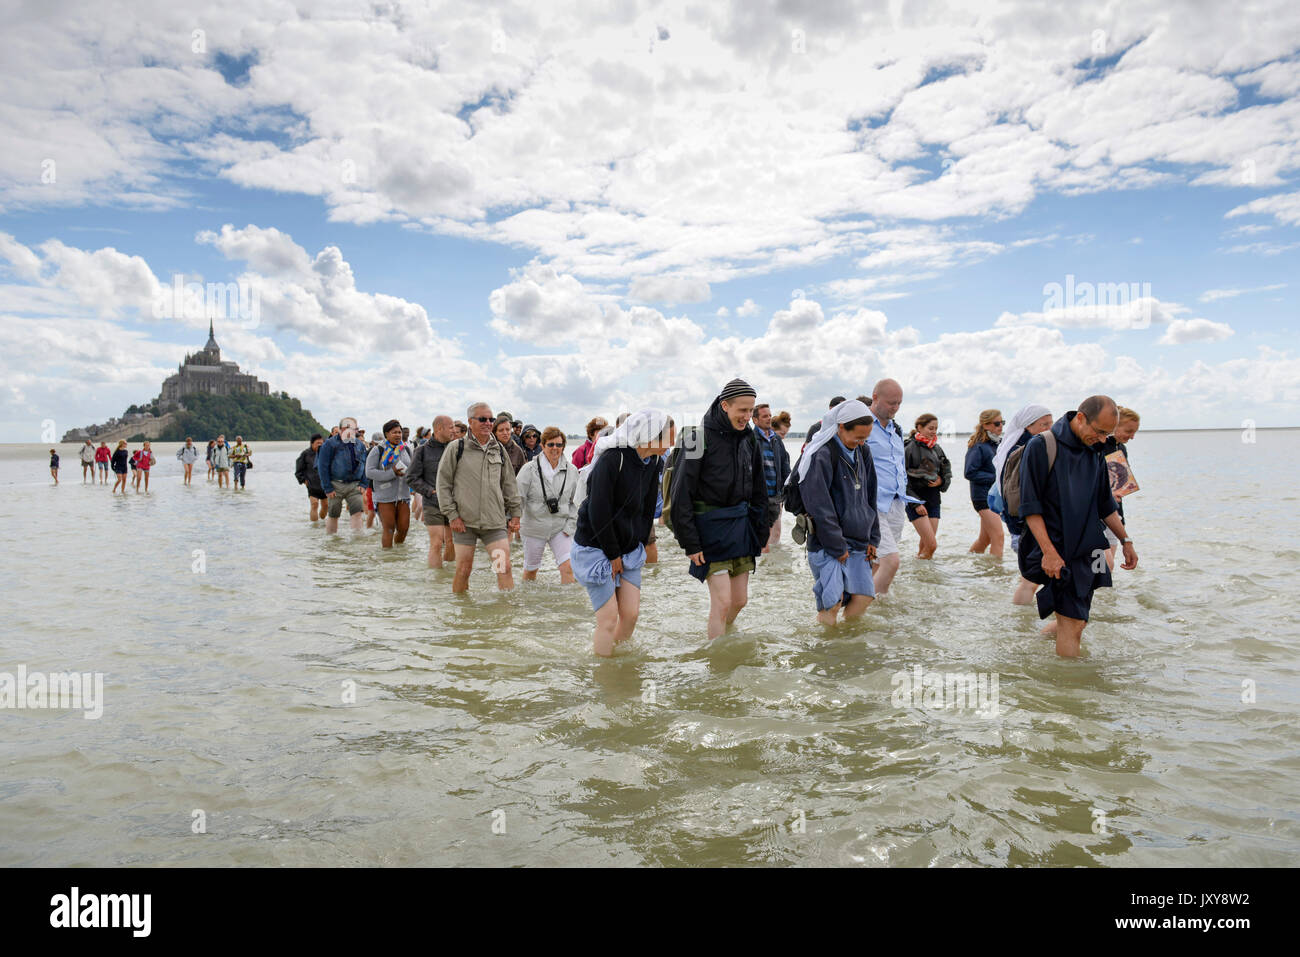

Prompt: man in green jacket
xmin=436 ymin=401 xmax=522 ymax=593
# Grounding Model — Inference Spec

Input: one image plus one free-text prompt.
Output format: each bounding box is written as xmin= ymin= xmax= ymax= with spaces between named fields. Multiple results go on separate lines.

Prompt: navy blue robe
xmin=1017 ymin=413 xmax=1118 ymax=621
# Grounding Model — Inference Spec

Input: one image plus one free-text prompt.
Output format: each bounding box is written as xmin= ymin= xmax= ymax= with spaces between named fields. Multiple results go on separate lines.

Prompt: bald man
xmin=408 ymin=415 xmax=456 ymax=567
xmin=865 ymin=378 xmax=922 ymax=595
xmin=1018 ymin=395 xmax=1138 ymax=657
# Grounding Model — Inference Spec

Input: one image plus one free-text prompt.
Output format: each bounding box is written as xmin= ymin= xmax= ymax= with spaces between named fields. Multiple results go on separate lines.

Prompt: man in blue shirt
xmin=753 ymin=403 xmax=791 ymax=550
xmin=315 ymin=416 xmax=369 ymax=534
xmin=865 ymin=378 xmax=921 ymax=595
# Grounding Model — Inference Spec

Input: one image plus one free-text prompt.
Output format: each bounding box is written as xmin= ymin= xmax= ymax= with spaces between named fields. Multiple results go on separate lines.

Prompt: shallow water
xmin=2 ymin=431 xmax=1298 ymax=866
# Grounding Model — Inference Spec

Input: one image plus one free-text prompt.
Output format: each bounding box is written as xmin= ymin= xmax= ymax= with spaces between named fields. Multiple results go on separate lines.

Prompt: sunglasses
xmin=990 ymin=420 xmax=1004 ymax=427
xmin=472 ymin=416 xmax=494 ymax=423
xmin=545 ymin=441 xmax=564 ymax=448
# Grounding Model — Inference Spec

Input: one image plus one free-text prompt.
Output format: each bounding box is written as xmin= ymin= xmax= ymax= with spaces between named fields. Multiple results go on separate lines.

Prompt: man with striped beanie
xmin=668 ymin=377 xmax=771 ymax=640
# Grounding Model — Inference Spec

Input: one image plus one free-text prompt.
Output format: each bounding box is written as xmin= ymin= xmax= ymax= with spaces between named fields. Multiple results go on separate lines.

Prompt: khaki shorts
xmin=875 ymin=499 xmax=908 ymax=557
xmin=451 ymin=526 xmax=508 ymax=547
xmin=422 ymin=504 xmax=448 ymax=526
xmin=706 ymin=556 xmax=756 ymax=577
xmin=327 ymin=481 xmax=365 ymax=518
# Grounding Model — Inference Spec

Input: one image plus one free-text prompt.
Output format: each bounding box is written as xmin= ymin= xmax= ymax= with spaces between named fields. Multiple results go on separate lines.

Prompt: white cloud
xmin=1158 ymin=318 xmax=1234 ymax=344
xmin=627 ymin=275 xmax=710 ymax=305
xmin=1198 ymin=283 xmax=1286 ymax=303
xmin=1225 ymin=190 xmax=1300 ymax=227
xmin=5 ymin=1 xmax=1298 ymax=287
xmin=735 ymin=298 xmax=760 ymax=317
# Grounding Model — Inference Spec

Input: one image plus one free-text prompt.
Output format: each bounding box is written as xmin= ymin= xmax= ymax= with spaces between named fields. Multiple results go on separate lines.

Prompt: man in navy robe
xmin=1018 ymin=395 xmax=1138 ymax=657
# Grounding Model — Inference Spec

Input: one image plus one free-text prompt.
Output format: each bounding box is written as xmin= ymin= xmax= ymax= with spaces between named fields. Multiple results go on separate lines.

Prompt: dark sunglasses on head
xmin=545 ymin=441 xmax=564 ymax=448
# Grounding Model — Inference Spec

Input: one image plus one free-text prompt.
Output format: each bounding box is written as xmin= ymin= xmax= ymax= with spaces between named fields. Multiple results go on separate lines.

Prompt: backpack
xmin=659 ymin=427 xmax=697 ymax=533
xmin=1002 ymin=430 xmax=1057 ymax=520
xmin=784 ymin=445 xmax=846 ymax=545
xmin=659 ymin=426 xmax=756 ymax=533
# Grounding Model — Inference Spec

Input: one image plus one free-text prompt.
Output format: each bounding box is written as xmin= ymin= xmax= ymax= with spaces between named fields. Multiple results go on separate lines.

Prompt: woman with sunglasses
xmin=965 ymin=409 xmax=1005 ymax=558
xmin=516 ymin=427 xmax=579 ymax=582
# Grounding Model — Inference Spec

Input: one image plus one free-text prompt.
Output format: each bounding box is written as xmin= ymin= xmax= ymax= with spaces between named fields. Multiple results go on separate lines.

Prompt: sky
xmin=1 ymin=0 xmax=1298 ymax=441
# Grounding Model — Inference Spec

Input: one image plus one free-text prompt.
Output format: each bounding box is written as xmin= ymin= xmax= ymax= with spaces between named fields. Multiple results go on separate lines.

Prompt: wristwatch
xmin=1120 ymin=537 xmax=1133 ymax=545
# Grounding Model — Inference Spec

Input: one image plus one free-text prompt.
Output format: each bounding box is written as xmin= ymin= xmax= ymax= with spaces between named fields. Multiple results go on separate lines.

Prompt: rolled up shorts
xmin=327 ymin=480 xmax=365 ymax=517
xmin=523 ymin=531 xmax=572 ymax=571
xmin=451 ymin=526 xmax=508 ymax=547
xmin=875 ymin=498 xmax=908 ymax=557
xmin=706 ymin=556 xmax=755 ymax=577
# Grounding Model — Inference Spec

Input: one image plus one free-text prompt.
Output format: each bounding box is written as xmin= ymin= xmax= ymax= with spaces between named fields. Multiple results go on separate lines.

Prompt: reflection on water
xmin=1 ymin=433 xmax=1298 ymax=866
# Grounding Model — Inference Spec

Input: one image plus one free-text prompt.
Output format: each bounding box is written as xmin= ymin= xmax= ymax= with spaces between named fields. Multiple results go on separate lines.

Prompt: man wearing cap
xmin=668 ymin=377 xmax=771 ymax=640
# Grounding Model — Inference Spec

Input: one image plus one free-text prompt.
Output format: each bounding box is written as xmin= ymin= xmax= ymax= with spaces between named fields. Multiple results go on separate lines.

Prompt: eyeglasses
xmin=472 ymin=416 xmax=493 ymax=423
xmin=545 ymin=442 xmax=564 ymax=448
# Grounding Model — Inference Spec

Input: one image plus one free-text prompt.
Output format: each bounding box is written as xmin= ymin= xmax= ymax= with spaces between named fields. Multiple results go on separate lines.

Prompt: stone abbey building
xmin=159 ymin=320 xmax=269 ymax=404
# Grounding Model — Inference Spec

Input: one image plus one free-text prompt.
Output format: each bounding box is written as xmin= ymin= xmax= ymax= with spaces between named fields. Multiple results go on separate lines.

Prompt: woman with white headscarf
xmin=992 ymin=403 xmax=1053 ymax=605
xmin=570 ymin=410 xmax=677 ymax=656
xmin=794 ymin=399 xmax=881 ymax=625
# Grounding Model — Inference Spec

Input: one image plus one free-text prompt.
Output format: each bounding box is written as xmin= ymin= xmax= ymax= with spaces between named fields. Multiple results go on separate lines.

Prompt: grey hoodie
xmin=365 ymin=444 xmax=413 ymax=503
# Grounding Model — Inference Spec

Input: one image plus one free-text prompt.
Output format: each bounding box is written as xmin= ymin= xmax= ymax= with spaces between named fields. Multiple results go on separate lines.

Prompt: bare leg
xmin=426 ymin=524 xmax=445 ymax=567
xmin=971 ymin=510 xmax=1003 ymax=559
xmin=613 ymin=581 xmax=640 ymax=644
xmin=644 ymin=542 xmax=658 ymax=564
xmin=349 ymin=511 xmax=364 ymax=532
xmin=817 ymin=601 xmax=842 ymax=627
xmin=558 ymin=558 xmax=575 ymax=585
xmin=443 ymin=534 xmax=455 ymax=563
xmin=453 ymin=543 xmax=475 ymax=593
xmin=1054 ymin=615 xmax=1085 ymax=657
xmin=592 ymin=594 xmax=619 ymax=657
xmin=394 ymin=501 xmax=409 ymax=544
xmin=844 ymin=593 xmax=874 ymax=619
xmin=873 ymin=552 xmax=900 ymax=595
xmin=523 ymin=569 xmax=538 ymax=581
xmin=377 ymin=502 xmax=397 ymax=548
xmin=912 ymin=517 xmax=937 ymax=559
xmin=1012 ymin=577 xmax=1038 ymax=605
xmin=488 ymin=538 xmax=514 ymax=591
xmin=706 ymin=573 xmax=732 ymax=640
xmin=726 ymin=572 xmax=749 ymax=625
xmin=1104 ymin=546 xmax=1116 ymax=571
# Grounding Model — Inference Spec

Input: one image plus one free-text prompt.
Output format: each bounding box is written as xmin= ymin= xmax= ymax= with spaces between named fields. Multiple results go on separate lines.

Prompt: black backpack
xmin=783 ymin=445 xmax=852 ymax=544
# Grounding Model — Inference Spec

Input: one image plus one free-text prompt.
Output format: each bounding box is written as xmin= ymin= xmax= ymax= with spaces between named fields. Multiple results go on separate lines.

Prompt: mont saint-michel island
xmin=62 ymin=321 xmax=325 ymax=442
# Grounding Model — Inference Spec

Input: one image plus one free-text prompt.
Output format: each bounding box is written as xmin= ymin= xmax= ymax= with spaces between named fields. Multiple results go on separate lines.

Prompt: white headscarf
xmin=797 ymin=399 xmax=871 ymax=481
xmin=992 ymin=403 xmax=1052 ymax=490
xmin=585 ymin=409 xmax=672 ymax=473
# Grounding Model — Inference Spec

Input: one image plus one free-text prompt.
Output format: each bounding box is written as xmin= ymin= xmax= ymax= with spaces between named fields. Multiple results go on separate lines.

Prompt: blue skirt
xmin=570 ymin=542 xmax=646 ymax=611
xmin=807 ymin=548 xmax=875 ymax=611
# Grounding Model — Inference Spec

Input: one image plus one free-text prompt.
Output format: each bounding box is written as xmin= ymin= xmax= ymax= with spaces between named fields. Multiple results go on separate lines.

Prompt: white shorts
xmin=875 ymin=498 xmax=908 ymax=557
xmin=523 ymin=531 xmax=573 ymax=571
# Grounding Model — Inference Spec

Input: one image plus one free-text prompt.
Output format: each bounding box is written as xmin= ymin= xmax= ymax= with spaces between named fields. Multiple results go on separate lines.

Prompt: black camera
xmin=545 ymin=497 xmax=560 ymax=513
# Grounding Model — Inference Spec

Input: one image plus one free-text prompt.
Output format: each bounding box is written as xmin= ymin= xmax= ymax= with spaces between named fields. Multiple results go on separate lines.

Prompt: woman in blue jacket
xmin=964 ymin=409 xmax=1003 ymax=558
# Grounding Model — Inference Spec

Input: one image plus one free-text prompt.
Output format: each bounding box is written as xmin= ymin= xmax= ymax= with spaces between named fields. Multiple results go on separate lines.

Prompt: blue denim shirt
xmin=866 ymin=412 xmax=920 ymax=512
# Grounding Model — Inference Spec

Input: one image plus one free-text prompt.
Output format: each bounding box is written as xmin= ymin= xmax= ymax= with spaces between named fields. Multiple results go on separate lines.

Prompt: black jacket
xmin=574 ymin=446 xmax=660 ymax=558
xmin=408 ymin=439 xmax=447 ymax=509
xmin=669 ymin=398 xmax=770 ymax=555
xmin=295 ymin=446 xmax=321 ymax=490
xmin=904 ymin=437 xmax=952 ymax=498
